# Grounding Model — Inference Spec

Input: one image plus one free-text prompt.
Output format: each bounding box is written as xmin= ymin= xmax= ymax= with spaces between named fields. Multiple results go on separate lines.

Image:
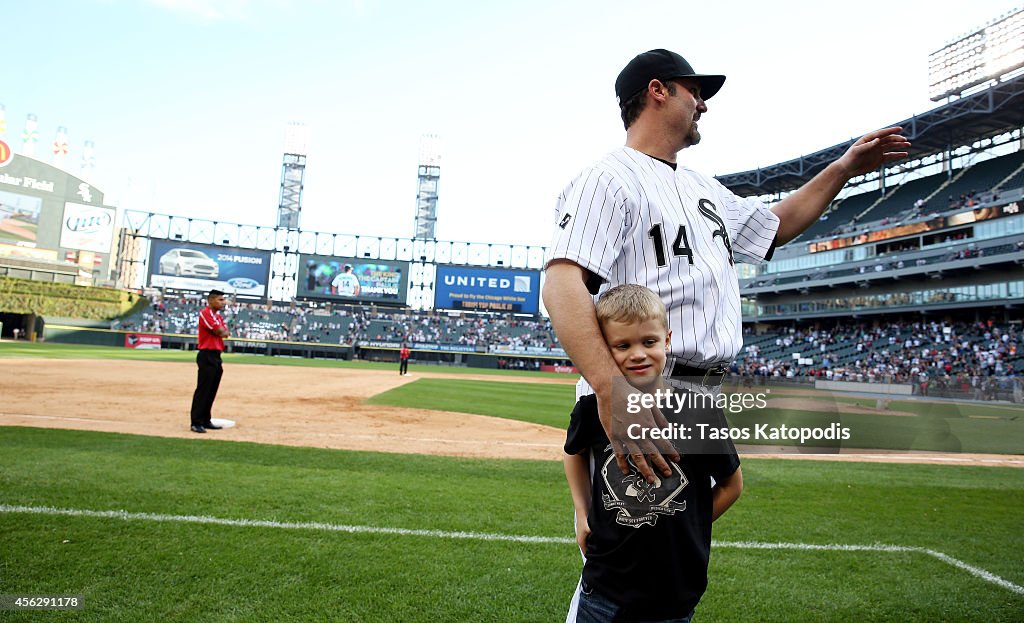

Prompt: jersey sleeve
xmin=564 ymin=395 xmax=608 ymax=455
xmin=544 ymin=168 xmax=628 ymax=283
xmin=714 ymin=180 xmax=780 ymax=265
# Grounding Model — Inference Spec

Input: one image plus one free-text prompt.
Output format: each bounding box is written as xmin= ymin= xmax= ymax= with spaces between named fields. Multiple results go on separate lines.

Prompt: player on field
xmin=543 ymin=48 xmax=911 ymax=485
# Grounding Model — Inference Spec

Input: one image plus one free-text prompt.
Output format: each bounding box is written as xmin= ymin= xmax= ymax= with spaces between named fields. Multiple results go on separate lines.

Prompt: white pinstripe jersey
xmin=546 ymin=147 xmax=779 ymax=394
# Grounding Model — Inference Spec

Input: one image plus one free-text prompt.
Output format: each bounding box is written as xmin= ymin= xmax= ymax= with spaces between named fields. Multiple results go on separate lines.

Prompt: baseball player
xmin=543 ymin=48 xmax=910 ymax=484
xmin=331 ymin=263 xmax=361 ymax=297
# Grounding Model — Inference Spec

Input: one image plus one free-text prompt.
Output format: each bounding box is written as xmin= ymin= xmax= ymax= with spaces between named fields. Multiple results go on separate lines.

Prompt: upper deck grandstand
xmin=717 ymin=72 xmax=1024 ymax=329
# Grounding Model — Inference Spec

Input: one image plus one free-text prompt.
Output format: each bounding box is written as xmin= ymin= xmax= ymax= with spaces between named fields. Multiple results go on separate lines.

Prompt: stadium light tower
xmin=21 ymin=114 xmax=38 ymax=158
xmin=277 ymin=122 xmax=309 ymax=230
xmin=52 ymin=126 xmax=69 ymax=170
xmin=80 ymin=140 xmax=96 ymax=182
xmin=413 ymin=134 xmax=441 ymax=240
xmin=928 ymin=7 xmax=1024 ymax=101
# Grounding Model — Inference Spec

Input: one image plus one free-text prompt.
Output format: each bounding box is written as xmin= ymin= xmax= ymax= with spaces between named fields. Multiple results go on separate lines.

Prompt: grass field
xmin=1 ymin=428 xmax=1022 ymax=622
xmin=1 ymin=342 xmax=1023 ymax=621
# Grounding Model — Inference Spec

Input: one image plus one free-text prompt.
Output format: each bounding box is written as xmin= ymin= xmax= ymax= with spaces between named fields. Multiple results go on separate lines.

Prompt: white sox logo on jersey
xmin=697 ymin=199 xmax=734 ymax=265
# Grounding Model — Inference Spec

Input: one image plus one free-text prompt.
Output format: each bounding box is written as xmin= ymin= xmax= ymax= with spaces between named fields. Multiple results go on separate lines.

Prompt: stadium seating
xmin=737 ymin=321 xmax=1022 ymax=386
xmin=797 ymin=190 xmax=880 ymax=240
xmin=793 ymin=150 xmax=1024 ymax=243
xmin=748 ymin=234 xmax=1024 ymax=292
xmin=937 ymin=150 xmax=1024 ymax=209
xmin=998 ymin=162 xmax=1024 ymax=191
xmin=854 ymin=172 xmax=946 ymax=222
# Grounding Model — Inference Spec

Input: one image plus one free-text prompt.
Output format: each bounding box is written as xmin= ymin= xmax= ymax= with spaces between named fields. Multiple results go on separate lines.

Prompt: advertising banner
xmin=0 ymin=242 xmax=57 ymax=261
xmin=298 ymin=255 xmax=409 ymax=304
xmin=434 ymin=265 xmax=540 ymax=313
xmin=148 ymin=240 xmax=272 ymax=301
xmin=356 ymin=339 xmax=480 ymax=353
xmin=0 ymin=189 xmax=43 ymax=246
xmin=540 ymin=364 xmax=578 ymax=374
xmin=124 ymin=333 xmax=161 ymax=349
xmin=59 ymin=202 xmax=115 ymax=253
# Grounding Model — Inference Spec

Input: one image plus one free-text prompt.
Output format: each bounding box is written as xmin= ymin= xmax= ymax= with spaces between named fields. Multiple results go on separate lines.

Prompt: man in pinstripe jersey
xmin=543 ymin=49 xmax=910 ymax=484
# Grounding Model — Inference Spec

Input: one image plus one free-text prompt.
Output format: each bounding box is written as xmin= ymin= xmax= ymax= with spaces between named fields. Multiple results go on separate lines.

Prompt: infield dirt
xmin=1 ymin=358 xmax=1021 ymax=467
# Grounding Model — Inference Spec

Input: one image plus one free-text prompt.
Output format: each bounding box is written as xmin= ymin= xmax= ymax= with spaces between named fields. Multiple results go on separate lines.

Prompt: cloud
xmin=142 ymin=0 xmax=266 ymax=21
xmin=142 ymin=0 xmax=341 ymax=22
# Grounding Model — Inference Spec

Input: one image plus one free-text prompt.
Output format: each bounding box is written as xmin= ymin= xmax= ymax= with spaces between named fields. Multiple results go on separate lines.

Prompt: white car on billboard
xmin=158 ymin=248 xmax=220 ymax=278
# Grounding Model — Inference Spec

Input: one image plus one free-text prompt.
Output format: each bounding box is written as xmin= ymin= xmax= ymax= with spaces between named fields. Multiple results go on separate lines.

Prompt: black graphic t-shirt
xmin=564 ymin=393 xmax=740 ymax=620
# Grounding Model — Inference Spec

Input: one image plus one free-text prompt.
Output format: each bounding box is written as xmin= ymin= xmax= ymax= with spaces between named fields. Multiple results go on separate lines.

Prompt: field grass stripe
xmin=3 ymin=504 xmax=1022 ymax=596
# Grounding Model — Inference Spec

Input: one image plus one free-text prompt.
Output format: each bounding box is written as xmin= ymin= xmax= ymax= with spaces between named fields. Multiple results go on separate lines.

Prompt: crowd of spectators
xmin=737 ymin=321 xmax=1022 ymax=397
xmin=118 ymin=295 xmax=1023 ymax=400
xmin=114 ymin=294 xmax=561 ymax=352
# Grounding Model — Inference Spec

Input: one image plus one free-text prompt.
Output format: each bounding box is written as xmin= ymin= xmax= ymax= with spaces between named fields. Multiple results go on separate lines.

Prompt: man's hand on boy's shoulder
xmin=598 ymin=378 xmax=680 ymax=484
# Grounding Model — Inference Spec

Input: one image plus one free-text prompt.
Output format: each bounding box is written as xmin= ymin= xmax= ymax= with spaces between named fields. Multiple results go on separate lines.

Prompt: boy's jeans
xmin=574 ymin=581 xmax=695 ymax=623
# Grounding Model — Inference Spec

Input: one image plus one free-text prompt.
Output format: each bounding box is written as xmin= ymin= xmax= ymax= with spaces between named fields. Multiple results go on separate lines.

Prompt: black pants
xmin=191 ymin=349 xmax=223 ymax=426
xmin=399 ymin=358 xmax=409 ymax=375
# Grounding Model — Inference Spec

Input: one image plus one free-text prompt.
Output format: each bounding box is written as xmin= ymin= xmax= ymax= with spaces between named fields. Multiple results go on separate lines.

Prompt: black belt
xmin=669 ymin=363 xmax=729 ymax=386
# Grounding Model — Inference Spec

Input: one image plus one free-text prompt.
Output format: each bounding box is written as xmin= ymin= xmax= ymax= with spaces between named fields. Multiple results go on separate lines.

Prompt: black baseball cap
xmin=615 ymin=49 xmax=726 ymax=105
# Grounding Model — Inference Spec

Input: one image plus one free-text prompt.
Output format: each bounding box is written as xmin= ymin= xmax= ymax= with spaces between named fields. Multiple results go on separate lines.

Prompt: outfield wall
xmin=815 ymin=380 xmax=914 ymax=395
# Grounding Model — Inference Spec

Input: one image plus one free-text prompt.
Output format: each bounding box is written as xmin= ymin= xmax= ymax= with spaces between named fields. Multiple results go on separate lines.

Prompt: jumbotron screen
xmin=298 ymin=255 xmax=409 ymax=304
xmin=148 ymin=240 xmax=272 ymax=301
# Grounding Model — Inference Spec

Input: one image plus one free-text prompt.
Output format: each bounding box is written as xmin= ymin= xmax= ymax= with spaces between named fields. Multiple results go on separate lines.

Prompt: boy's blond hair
xmin=595 ymin=284 xmax=668 ymax=331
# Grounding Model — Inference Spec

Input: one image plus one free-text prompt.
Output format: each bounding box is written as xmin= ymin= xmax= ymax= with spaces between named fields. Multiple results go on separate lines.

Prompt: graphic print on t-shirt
xmin=600 ymin=449 xmax=689 ymax=528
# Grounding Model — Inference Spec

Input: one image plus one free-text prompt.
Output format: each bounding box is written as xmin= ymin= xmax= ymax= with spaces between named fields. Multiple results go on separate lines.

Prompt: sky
xmin=3 ymin=0 xmax=1021 ymax=248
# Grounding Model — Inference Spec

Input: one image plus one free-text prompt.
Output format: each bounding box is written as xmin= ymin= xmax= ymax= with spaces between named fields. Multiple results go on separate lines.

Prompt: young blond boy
xmin=564 ymin=284 xmax=743 ymax=622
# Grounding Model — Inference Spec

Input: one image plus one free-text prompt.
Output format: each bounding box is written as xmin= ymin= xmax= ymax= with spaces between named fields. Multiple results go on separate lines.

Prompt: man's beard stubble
xmin=687 ymin=125 xmax=701 ymax=146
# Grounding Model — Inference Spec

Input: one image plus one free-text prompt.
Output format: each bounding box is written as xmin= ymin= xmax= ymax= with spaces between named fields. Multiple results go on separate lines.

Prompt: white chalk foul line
xmin=716 ymin=541 xmax=1024 ymax=596
xmin=1 ymin=504 xmax=1021 ymax=596
xmin=0 ymin=504 xmax=570 ymax=545
xmin=0 ymin=413 xmax=124 ymax=424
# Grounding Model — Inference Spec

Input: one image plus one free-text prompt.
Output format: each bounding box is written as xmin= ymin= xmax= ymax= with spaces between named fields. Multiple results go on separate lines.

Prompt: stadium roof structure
xmin=716 ymin=73 xmax=1024 ymax=197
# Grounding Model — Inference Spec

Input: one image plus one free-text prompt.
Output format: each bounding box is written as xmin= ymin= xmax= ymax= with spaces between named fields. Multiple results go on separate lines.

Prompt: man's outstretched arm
xmin=771 ymin=127 xmax=911 ymax=245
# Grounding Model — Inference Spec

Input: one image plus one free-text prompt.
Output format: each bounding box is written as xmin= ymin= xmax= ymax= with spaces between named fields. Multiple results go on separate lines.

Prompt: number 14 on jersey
xmin=647 ymin=223 xmax=694 ymax=268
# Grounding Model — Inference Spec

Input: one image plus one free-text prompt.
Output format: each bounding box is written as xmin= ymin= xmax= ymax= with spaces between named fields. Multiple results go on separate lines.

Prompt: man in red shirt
xmin=190 ymin=289 xmax=230 ymax=433
xmin=399 ymin=343 xmax=410 ymax=376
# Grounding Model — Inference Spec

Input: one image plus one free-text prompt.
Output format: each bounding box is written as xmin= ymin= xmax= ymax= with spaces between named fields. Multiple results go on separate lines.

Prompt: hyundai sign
xmin=433 ymin=266 xmax=540 ymax=313
xmin=148 ymin=240 xmax=272 ymax=301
